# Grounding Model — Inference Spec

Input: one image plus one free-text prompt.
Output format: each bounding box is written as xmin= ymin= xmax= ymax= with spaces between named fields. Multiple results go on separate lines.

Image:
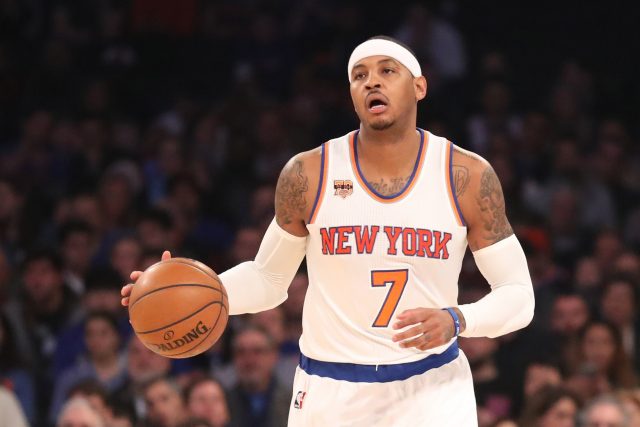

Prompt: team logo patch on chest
xmin=334 ymin=180 xmax=353 ymax=198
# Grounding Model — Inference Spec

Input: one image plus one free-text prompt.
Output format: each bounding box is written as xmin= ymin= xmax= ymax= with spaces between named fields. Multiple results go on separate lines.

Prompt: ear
xmin=414 ymin=76 xmax=427 ymax=101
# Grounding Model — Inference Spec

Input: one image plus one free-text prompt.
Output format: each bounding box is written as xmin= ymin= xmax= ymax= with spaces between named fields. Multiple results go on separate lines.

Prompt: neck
xmin=359 ymin=120 xmax=418 ymax=146
xmin=357 ymin=124 xmax=421 ymax=176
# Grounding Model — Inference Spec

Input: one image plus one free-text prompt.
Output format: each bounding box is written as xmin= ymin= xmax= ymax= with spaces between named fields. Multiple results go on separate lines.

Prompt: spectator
xmin=109 ymin=235 xmax=143 ymax=282
xmin=142 ymin=375 xmax=189 ymax=427
xmin=59 ymin=220 xmax=98 ymax=295
xmin=50 ymin=311 xmax=127 ymax=423
xmin=598 ymin=275 xmax=639 ymax=368
xmin=579 ymin=395 xmax=630 ymax=427
xmin=66 ymin=380 xmax=113 ymax=426
xmin=185 ymin=376 xmax=230 ymax=427
xmin=54 ymin=267 xmax=130 ymax=378
xmin=111 ymin=336 xmax=171 ymax=420
xmin=549 ymin=293 xmax=591 ymax=372
xmin=57 ymin=397 xmax=105 ymax=427
xmin=227 ymin=326 xmax=290 ymax=427
xmin=136 ymin=208 xmax=177 ymax=253
xmin=3 ymin=249 xmax=82 ymax=423
xmin=519 ymin=386 xmax=580 ymax=427
xmin=566 ymin=321 xmax=636 ymax=402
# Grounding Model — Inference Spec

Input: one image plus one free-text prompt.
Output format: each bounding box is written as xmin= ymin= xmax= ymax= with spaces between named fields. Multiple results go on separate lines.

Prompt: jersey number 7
xmin=371 ymin=269 xmax=409 ymax=328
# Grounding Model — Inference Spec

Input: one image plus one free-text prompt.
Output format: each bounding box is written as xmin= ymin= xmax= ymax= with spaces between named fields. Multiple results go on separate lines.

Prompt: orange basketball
xmin=128 ymin=257 xmax=229 ymax=358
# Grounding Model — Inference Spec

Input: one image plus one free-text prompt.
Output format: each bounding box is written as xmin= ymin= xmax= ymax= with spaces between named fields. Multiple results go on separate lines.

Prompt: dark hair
xmin=67 ymin=378 xmax=109 ymax=402
xmin=84 ymin=267 xmax=123 ymax=292
xmin=232 ymin=324 xmax=277 ymax=351
xmin=578 ymin=320 xmax=637 ymax=387
xmin=367 ymin=35 xmax=418 ymax=59
xmin=21 ymin=248 xmax=63 ymax=272
xmin=84 ymin=310 xmax=121 ymax=339
xmin=138 ymin=208 xmax=174 ymax=231
xmin=59 ymin=220 xmax=95 ymax=243
xmin=184 ymin=375 xmax=226 ymax=403
xmin=600 ymin=273 xmax=638 ymax=302
xmin=142 ymin=374 xmax=183 ymax=400
xmin=519 ymin=386 xmax=581 ymax=427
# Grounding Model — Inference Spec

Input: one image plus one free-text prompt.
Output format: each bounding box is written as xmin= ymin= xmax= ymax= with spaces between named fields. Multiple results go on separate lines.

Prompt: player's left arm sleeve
xmin=218 ymin=219 xmax=307 ymax=315
xmin=457 ymin=235 xmax=535 ymax=338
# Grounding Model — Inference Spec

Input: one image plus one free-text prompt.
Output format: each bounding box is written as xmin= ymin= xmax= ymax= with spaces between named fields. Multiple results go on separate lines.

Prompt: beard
xmin=370 ymin=117 xmax=394 ymax=130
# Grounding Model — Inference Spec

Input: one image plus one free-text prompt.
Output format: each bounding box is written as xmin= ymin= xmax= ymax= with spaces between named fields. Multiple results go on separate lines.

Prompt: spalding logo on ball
xmin=128 ymin=258 xmax=229 ymax=358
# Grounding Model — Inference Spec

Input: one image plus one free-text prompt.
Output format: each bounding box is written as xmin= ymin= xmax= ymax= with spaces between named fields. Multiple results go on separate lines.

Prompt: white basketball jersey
xmin=301 ymin=129 xmax=468 ymax=365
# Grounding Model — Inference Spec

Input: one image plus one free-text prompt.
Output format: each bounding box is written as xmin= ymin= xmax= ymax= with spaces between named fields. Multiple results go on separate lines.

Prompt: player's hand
xmin=120 ymin=250 xmax=172 ymax=306
xmin=391 ymin=308 xmax=456 ymax=351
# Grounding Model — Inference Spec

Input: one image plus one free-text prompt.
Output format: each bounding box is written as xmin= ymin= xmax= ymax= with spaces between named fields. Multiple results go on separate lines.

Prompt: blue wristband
xmin=443 ymin=308 xmax=460 ymax=337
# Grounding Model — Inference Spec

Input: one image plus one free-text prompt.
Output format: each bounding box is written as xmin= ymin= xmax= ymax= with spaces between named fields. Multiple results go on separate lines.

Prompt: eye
xmin=383 ymin=68 xmax=395 ymax=74
xmin=353 ymin=72 xmax=366 ymax=80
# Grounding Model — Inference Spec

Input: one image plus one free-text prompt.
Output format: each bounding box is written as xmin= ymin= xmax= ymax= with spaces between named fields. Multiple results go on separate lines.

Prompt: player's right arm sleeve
xmin=218 ymin=218 xmax=307 ymax=315
xmin=457 ymin=235 xmax=535 ymax=338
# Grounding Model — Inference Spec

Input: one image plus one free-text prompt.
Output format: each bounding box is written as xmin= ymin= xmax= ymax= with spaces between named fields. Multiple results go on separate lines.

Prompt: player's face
xmin=349 ymin=55 xmax=426 ymax=131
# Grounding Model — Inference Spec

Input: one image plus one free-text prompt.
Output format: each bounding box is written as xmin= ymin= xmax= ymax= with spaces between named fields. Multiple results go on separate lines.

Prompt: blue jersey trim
xmin=307 ymin=142 xmax=326 ymax=224
xmin=299 ymin=341 xmax=458 ymax=383
xmin=353 ymin=128 xmax=425 ymax=200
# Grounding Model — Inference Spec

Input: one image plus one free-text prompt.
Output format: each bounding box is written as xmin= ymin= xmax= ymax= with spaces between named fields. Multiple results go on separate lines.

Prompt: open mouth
xmin=366 ymin=94 xmax=389 ymax=113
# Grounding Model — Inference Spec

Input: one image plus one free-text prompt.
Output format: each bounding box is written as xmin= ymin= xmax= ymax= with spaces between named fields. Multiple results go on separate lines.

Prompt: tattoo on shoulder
xmin=275 ymin=160 xmax=308 ymax=225
xmin=476 ymin=166 xmax=513 ymax=244
xmin=452 ymin=164 xmax=470 ymax=197
xmin=367 ymin=177 xmax=409 ymax=196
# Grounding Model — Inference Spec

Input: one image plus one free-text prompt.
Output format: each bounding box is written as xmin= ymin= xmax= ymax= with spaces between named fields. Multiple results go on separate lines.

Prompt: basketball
xmin=128 ymin=257 xmax=229 ymax=359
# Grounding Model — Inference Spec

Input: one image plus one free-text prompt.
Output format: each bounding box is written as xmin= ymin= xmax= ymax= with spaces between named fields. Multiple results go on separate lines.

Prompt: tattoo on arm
xmin=475 ymin=166 xmax=513 ymax=244
xmin=367 ymin=177 xmax=409 ymax=196
xmin=275 ymin=160 xmax=308 ymax=225
xmin=452 ymin=164 xmax=470 ymax=197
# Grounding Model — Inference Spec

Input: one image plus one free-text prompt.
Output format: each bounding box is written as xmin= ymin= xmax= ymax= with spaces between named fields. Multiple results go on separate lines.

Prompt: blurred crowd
xmin=1 ymin=1 xmax=639 ymax=427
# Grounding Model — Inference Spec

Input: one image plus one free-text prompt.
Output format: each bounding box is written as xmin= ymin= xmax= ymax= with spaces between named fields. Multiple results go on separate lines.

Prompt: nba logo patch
xmin=334 ymin=180 xmax=353 ymax=198
xmin=294 ymin=391 xmax=307 ymax=409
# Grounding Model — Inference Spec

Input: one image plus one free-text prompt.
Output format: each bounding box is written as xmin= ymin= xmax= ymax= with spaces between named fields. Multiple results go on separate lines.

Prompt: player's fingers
xmin=392 ymin=324 xmax=425 ymax=343
xmin=129 ymin=271 xmax=142 ymax=281
xmin=399 ymin=332 xmax=429 ymax=349
xmin=393 ymin=308 xmax=432 ymax=329
xmin=121 ymin=283 xmax=133 ymax=297
xmin=161 ymin=250 xmax=172 ymax=261
xmin=121 ymin=296 xmax=130 ymax=307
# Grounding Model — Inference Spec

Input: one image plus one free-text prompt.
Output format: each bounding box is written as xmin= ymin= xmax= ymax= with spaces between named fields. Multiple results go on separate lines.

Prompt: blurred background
xmin=1 ymin=1 xmax=639 ymax=426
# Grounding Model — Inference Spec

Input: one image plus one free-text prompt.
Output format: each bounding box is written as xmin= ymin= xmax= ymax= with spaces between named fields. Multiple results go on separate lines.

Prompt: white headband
xmin=347 ymin=38 xmax=421 ymax=81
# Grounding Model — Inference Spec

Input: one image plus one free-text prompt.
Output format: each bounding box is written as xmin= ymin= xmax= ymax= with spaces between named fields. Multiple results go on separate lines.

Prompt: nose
xmin=364 ymin=74 xmax=381 ymax=90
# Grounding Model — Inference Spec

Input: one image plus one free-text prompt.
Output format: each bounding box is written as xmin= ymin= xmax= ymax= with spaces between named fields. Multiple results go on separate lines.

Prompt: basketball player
xmin=122 ymin=36 xmax=534 ymax=426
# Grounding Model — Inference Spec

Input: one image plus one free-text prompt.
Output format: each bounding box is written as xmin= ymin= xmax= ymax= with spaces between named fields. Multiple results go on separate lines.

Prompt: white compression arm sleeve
xmin=457 ymin=235 xmax=535 ymax=338
xmin=218 ymin=219 xmax=307 ymax=315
